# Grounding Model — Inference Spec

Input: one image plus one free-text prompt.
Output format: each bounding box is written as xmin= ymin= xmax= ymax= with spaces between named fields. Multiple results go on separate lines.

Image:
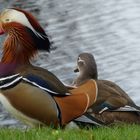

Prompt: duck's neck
xmin=80 ymin=67 xmax=98 ymax=79
xmin=1 ymin=38 xmax=34 ymax=65
xmin=0 ymin=46 xmax=31 ymax=77
xmin=1 ymin=43 xmax=31 ymax=65
xmin=0 ymin=33 xmax=35 ymax=76
xmin=74 ymin=69 xmax=98 ymax=86
xmin=0 ymin=48 xmax=30 ymax=77
xmin=1 ymin=22 xmax=37 ymax=65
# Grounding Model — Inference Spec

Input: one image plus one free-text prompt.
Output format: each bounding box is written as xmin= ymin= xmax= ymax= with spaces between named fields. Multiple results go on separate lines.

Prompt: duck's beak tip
xmin=74 ymin=66 xmax=79 ymax=73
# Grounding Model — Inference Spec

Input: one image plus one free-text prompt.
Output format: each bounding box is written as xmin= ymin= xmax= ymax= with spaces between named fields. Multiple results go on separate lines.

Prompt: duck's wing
xmin=97 ymin=80 xmax=140 ymax=113
xmin=22 ymin=74 xmax=70 ymax=96
xmin=0 ymin=68 xmax=70 ymax=97
xmin=74 ymin=113 xmax=105 ymax=126
xmin=17 ymin=65 xmax=70 ymax=96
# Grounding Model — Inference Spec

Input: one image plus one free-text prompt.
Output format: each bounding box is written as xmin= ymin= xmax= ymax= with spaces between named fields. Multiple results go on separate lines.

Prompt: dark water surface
xmin=0 ymin=0 xmax=140 ymax=128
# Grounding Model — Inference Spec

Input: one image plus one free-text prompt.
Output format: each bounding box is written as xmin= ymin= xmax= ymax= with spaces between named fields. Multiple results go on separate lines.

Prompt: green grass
xmin=0 ymin=124 xmax=140 ymax=140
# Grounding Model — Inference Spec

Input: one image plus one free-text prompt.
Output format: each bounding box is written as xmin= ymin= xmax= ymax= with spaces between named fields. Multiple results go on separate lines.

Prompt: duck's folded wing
xmin=0 ymin=73 xmax=70 ymax=96
xmin=22 ymin=74 xmax=70 ymax=96
xmin=112 ymin=105 xmax=140 ymax=113
xmin=74 ymin=113 xmax=105 ymax=126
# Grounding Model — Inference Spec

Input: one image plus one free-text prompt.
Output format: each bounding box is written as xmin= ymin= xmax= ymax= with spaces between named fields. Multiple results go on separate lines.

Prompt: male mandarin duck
xmin=0 ymin=8 xmax=100 ymax=127
xmin=72 ymin=52 xmax=140 ymax=124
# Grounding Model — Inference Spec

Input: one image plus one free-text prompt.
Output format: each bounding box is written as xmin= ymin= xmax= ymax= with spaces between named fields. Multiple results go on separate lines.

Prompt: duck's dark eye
xmin=5 ymin=19 xmax=10 ymax=22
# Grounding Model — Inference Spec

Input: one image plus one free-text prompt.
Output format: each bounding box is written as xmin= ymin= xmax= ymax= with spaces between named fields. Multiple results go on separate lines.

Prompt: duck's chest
xmin=0 ymin=82 xmax=59 ymax=127
xmin=0 ymin=72 xmax=60 ymax=127
xmin=0 ymin=63 xmax=19 ymax=77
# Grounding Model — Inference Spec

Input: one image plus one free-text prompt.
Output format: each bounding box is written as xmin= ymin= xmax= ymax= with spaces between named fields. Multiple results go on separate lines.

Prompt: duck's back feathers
xmin=16 ymin=64 xmax=69 ymax=96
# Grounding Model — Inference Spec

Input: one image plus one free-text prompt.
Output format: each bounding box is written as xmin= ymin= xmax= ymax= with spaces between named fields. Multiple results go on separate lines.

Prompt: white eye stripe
xmin=2 ymin=9 xmax=46 ymax=39
xmin=77 ymin=57 xmax=86 ymax=65
xmin=78 ymin=57 xmax=84 ymax=62
xmin=78 ymin=59 xmax=84 ymax=63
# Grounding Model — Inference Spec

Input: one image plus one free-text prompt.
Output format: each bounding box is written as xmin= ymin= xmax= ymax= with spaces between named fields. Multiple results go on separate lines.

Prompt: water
xmin=0 ymin=0 xmax=140 ymax=127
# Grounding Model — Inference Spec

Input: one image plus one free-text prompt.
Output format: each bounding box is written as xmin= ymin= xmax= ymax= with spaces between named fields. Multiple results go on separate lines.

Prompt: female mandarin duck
xmin=72 ymin=52 xmax=140 ymax=124
xmin=0 ymin=8 xmax=98 ymax=127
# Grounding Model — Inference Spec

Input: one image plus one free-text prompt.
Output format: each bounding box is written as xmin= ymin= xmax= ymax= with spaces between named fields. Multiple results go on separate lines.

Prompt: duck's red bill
xmin=0 ymin=28 xmax=4 ymax=35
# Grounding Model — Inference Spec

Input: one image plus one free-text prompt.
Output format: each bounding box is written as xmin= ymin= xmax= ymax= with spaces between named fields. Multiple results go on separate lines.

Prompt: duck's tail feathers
xmin=74 ymin=113 xmax=105 ymax=126
xmin=113 ymin=105 xmax=140 ymax=115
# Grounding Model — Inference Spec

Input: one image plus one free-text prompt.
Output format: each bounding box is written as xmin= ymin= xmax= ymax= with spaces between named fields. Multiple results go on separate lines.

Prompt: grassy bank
xmin=0 ymin=124 xmax=140 ymax=140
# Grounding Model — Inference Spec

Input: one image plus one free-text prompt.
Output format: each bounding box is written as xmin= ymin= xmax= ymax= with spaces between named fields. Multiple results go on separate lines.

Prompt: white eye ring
xmin=77 ymin=57 xmax=85 ymax=65
xmin=78 ymin=57 xmax=83 ymax=62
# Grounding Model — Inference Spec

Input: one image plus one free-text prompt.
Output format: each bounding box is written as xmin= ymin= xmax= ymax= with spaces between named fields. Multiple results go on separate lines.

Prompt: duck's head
xmin=0 ymin=8 xmax=51 ymax=63
xmin=74 ymin=52 xmax=98 ymax=79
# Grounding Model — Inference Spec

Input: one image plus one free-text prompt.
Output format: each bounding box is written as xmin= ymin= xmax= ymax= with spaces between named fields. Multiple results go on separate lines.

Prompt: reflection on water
xmin=0 ymin=0 xmax=140 ymax=127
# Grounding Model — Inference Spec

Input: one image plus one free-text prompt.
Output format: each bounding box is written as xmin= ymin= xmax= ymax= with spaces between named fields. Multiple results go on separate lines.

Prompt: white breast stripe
xmin=0 ymin=74 xmax=70 ymax=96
xmin=0 ymin=76 xmax=22 ymax=89
xmin=0 ymin=73 xmax=20 ymax=81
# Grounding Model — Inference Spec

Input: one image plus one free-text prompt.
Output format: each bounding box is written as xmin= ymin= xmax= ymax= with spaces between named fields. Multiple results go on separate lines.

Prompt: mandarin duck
xmin=0 ymin=8 xmax=100 ymax=127
xmin=72 ymin=52 xmax=98 ymax=86
xmin=72 ymin=52 xmax=140 ymax=125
